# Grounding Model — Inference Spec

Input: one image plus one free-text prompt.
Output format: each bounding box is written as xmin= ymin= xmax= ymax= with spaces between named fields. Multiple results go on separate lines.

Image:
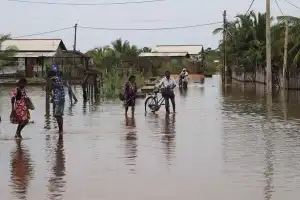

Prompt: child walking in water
xmin=124 ymin=75 xmax=137 ymax=116
xmin=10 ymin=78 xmax=30 ymax=139
xmin=47 ymin=70 xmax=65 ymax=134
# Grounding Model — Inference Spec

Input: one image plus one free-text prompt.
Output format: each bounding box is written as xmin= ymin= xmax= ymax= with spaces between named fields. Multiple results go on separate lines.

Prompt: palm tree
xmin=139 ymin=47 xmax=152 ymax=53
xmin=86 ymin=45 xmax=115 ymax=69
xmin=277 ymin=16 xmax=300 ymax=65
xmin=0 ymin=34 xmax=17 ymax=72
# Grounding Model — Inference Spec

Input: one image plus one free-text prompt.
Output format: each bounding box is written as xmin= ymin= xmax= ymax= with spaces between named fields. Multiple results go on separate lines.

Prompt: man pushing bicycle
xmin=157 ymin=71 xmax=176 ymax=113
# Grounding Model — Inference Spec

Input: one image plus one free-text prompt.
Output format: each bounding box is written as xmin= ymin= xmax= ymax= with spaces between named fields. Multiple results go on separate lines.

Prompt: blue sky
xmin=1 ymin=0 xmax=300 ymax=52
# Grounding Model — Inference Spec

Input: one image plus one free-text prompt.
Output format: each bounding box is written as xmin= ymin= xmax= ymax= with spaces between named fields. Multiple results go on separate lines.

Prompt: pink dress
xmin=10 ymin=87 xmax=30 ymax=124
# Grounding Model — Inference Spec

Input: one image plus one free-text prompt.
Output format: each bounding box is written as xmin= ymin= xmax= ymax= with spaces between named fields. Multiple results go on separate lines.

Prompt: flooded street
xmin=1 ymin=75 xmax=300 ymax=200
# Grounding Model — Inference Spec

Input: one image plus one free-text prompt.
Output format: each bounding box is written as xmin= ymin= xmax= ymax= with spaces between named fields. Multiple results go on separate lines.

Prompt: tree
xmin=139 ymin=47 xmax=152 ymax=53
xmin=0 ymin=34 xmax=17 ymax=72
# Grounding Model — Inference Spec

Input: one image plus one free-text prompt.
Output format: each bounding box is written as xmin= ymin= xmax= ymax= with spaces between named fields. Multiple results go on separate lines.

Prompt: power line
xmin=78 ymin=22 xmax=222 ymax=31
xmin=9 ymin=21 xmax=221 ymax=39
xmin=12 ymin=27 xmax=73 ymax=39
xmin=274 ymin=0 xmax=284 ymax=15
xmin=283 ymin=0 xmax=300 ymax=10
xmin=245 ymin=0 xmax=255 ymax=15
xmin=7 ymin=0 xmax=165 ymax=6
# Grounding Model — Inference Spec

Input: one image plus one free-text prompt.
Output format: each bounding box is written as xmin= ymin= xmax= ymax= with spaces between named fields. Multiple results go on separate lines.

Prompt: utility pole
xmin=222 ymin=10 xmax=227 ymax=84
xmin=69 ymin=23 xmax=78 ymax=104
xmin=72 ymin=23 xmax=78 ymax=79
xmin=266 ymin=0 xmax=272 ymax=94
xmin=282 ymin=20 xmax=288 ymax=90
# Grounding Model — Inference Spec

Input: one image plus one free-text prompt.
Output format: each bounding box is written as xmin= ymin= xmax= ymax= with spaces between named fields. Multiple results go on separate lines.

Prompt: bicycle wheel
xmin=145 ymin=96 xmax=158 ymax=113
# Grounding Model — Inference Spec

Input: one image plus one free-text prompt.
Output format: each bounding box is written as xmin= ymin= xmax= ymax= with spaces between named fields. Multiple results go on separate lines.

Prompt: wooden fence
xmin=231 ymin=65 xmax=300 ymax=90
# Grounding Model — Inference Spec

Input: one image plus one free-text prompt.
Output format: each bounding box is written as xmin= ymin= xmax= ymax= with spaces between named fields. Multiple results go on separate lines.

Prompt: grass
xmin=100 ymin=70 xmax=145 ymax=99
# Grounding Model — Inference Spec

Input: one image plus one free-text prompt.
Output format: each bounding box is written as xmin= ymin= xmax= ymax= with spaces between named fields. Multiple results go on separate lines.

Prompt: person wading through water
xmin=47 ymin=70 xmax=65 ymax=134
xmin=10 ymin=78 xmax=30 ymax=139
xmin=124 ymin=75 xmax=137 ymax=116
xmin=158 ymin=71 xmax=176 ymax=113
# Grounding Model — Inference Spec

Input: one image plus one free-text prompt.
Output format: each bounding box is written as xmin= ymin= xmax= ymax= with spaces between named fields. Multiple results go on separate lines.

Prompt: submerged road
xmin=1 ymin=75 xmax=300 ymax=200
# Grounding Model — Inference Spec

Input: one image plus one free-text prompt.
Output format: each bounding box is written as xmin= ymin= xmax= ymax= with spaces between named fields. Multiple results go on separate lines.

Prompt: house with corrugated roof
xmin=138 ymin=44 xmax=204 ymax=74
xmin=152 ymin=44 xmax=204 ymax=62
xmin=0 ymin=39 xmax=91 ymax=77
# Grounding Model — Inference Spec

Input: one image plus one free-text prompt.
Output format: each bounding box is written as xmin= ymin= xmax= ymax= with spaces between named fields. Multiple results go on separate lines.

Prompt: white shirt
xmin=180 ymin=71 xmax=188 ymax=76
xmin=158 ymin=77 xmax=176 ymax=89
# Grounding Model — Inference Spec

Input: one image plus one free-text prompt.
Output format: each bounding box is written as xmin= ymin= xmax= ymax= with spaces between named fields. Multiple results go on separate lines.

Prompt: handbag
xmin=23 ymin=89 xmax=35 ymax=110
xmin=25 ymin=97 xmax=35 ymax=110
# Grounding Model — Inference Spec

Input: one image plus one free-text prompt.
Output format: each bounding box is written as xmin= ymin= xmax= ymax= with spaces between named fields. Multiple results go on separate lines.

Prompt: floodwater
xmin=0 ymin=75 xmax=300 ymax=200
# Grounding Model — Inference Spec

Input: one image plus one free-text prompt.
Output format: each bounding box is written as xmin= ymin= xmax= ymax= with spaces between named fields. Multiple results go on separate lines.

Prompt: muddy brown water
xmin=1 ymin=76 xmax=300 ymax=200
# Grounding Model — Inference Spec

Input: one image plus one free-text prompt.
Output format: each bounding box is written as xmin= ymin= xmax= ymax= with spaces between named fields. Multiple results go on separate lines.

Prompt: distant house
xmin=0 ymin=39 xmax=92 ymax=77
xmin=138 ymin=44 xmax=204 ymax=74
xmin=152 ymin=44 xmax=204 ymax=63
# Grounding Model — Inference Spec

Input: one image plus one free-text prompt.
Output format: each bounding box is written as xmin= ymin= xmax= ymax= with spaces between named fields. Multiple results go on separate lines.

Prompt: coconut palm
xmin=86 ymin=45 xmax=115 ymax=69
xmin=277 ymin=16 xmax=300 ymax=65
xmin=0 ymin=34 xmax=17 ymax=71
xmin=139 ymin=47 xmax=152 ymax=53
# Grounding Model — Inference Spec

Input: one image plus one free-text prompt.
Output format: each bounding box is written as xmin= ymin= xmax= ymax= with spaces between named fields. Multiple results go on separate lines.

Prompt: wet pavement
xmin=1 ymin=75 xmax=300 ymax=200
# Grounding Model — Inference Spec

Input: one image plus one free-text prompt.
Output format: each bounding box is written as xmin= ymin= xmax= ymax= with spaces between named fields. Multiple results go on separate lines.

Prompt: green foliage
xmin=86 ymin=38 xmax=151 ymax=70
xmin=101 ymin=69 xmax=123 ymax=98
xmin=214 ymin=11 xmax=300 ymax=68
xmin=100 ymin=69 xmax=145 ymax=99
xmin=0 ymin=34 xmax=18 ymax=69
xmin=204 ymin=48 xmax=219 ymax=74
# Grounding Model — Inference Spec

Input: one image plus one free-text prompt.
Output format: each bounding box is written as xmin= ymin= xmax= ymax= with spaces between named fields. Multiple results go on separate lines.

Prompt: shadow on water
xmin=124 ymin=116 xmax=138 ymax=173
xmin=161 ymin=113 xmax=176 ymax=165
xmin=47 ymin=135 xmax=66 ymax=200
xmin=10 ymin=140 xmax=34 ymax=200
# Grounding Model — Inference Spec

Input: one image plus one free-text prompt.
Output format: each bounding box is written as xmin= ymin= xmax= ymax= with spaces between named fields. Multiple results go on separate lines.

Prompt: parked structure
xmin=0 ymin=39 xmax=92 ymax=77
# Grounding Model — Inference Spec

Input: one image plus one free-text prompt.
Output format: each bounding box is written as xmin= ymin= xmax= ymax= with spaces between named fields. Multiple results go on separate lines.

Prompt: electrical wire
xmin=12 ymin=27 xmax=73 ymax=39
xmin=283 ymin=0 xmax=300 ymax=10
xmin=245 ymin=0 xmax=255 ymax=15
xmin=274 ymin=0 xmax=284 ymax=15
xmin=78 ymin=22 xmax=222 ymax=31
xmin=7 ymin=0 xmax=165 ymax=6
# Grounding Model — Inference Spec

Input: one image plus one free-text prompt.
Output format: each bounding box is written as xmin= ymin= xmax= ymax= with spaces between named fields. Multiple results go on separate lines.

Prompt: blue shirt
xmin=51 ymin=76 xmax=65 ymax=103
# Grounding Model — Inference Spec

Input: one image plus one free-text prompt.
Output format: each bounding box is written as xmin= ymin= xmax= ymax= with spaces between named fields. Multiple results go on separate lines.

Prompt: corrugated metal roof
xmin=139 ymin=52 xmax=188 ymax=57
xmin=0 ymin=39 xmax=66 ymax=52
xmin=13 ymin=52 xmax=56 ymax=58
xmin=153 ymin=45 xmax=203 ymax=55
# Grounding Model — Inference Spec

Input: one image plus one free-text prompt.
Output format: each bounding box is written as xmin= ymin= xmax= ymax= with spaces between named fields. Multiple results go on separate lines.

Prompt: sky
xmin=1 ymin=0 xmax=300 ymax=52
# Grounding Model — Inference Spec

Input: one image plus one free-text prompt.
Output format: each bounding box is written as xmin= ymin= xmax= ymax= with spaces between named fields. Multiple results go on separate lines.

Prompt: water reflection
xmin=199 ymin=86 xmax=205 ymax=96
xmin=178 ymin=88 xmax=188 ymax=98
xmin=47 ymin=135 xmax=66 ymax=200
xmin=124 ymin=116 xmax=138 ymax=172
xmin=221 ymin=82 xmax=300 ymax=120
xmin=161 ymin=113 xmax=176 ymax=165
xmin=263 ymin=125 xmax=275 ymax=200
xmin=10 ymin=140 xmax=34 ymax=200
xmin=67 ymin=103 xmax=75 ymax=116
xmin=44 ymin=115 xmax=51 ymax=130
xmin=82 ymin=101 xmax=87 ymax=115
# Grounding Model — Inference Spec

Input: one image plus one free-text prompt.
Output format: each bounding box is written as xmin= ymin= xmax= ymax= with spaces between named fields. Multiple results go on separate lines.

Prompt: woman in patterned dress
xmin=10 ymin=78 xmax=30 ymax=139
xmin=124 ymin=75 xmax=137 ymax=116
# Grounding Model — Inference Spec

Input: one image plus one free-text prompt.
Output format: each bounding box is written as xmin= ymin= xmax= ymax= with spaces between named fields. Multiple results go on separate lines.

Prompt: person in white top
xmin=180 ymin=68 xmax=188 ymax=77
xmin=158 ymin=71 xmax=176 ymax=113
xmin=179 ymin=68 xmax=188 ymax=83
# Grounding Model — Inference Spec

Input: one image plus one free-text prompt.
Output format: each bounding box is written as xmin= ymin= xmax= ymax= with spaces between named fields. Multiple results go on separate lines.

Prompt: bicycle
xmin=144 ymin=88 xmax=166 ymax=113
